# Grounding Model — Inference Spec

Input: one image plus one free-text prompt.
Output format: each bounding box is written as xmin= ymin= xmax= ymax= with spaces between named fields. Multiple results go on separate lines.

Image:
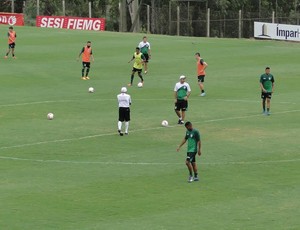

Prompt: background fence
xmin=1 ymin=0 xmax=300 ymax=38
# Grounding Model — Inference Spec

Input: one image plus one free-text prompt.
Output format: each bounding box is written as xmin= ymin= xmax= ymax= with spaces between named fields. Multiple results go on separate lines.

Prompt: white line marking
xmin=0 ymin=98 xmax=297 ymax=107
xmin=0 ymin=155 xmax=299 ymax=166
xmin=0 ymin=109 xmax=299 ymax=151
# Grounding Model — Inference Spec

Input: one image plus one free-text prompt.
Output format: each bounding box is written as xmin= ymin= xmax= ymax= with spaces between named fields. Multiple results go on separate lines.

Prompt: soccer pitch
xmin=0 ymin=25 xmax=299 ymax=229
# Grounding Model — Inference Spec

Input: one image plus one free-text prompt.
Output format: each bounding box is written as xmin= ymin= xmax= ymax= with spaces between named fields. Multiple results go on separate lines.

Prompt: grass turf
xmin=0 ymin=25 xmax=299 ymax=229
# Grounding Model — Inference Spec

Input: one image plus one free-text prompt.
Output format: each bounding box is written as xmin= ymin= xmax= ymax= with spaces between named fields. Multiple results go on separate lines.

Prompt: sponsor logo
xmin=8 ymin=16 xmax=17 ymax=25
xmin=276 ymin=26 xmax=300 ymax=40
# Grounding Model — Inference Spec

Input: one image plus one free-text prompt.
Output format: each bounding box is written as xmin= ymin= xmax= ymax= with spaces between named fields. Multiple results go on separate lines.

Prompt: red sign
xmin=36 ymin=16 xmax=105 ymax=31
xmin=0 ymin=12 xmax=24 ymax=26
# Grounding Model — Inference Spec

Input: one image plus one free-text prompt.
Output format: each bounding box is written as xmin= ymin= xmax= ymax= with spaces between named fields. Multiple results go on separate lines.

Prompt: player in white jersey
xmin=138 ymin=36 xmax=151 ymax=74
xmin=117 ymin=87 xmax=132 ymax=136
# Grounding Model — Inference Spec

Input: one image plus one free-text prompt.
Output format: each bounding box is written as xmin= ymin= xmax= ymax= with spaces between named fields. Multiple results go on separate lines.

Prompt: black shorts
xmin=143 ymin=53 xmax=149 ymax=62
xmin=186 ymin=152 xmax=197 ymax=163
xmin=9 ymin=43 xmax=15 ymax=49
xmin=261 ymin=92 xmax=272 ymax=100
xmin=132 ymin=67 xmax=142 ymax=73
xmin=198 ymin=75 xmax=205 ymax=83
xmin=82 ymin=62 xmax=91 ymax=68
xmin=175 ymin=99 xmax=188 ymax=111
xmin=119 ymin=107 xmax=130 ymax=122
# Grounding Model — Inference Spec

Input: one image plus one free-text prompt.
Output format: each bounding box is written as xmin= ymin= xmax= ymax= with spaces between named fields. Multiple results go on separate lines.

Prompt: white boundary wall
xmin=254 ymin=22 xmax=300 ymax=42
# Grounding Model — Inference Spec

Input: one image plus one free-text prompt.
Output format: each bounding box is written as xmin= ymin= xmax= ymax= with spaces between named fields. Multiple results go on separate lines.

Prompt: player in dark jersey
xmin=260 ymin=67 xmax=275 ymax=116
xmin=177 ymin=121 xmax=202 ymax=183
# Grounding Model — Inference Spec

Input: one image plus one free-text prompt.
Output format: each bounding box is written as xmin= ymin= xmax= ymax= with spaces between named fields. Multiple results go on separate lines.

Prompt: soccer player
xmin=117 ymin=87 xmax=132 ymax=136
xmin=77 ymin=41 xmax=94 ymax=80
xmin=176 ymin=121 xmax=202 ymax=183
xmin=4 ymin=26 xmax=17 ymax=59
xmin=138 ymin=36 xmax=151 ymax=74
xmin=128 ymin=47 xmax=145 ymax=86
xmin=174 ymin=75 xmax=191 ymax=124
xmin=195 ymin=52 xmax=208 ymax=96
xmin=260 ymin=67 xmax=275 ymax=116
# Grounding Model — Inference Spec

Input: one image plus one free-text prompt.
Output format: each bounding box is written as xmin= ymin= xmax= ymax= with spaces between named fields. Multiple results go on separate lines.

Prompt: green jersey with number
xmin=260 ymin=73 xmax=274 ymax=92
xmin=185 ymin=129 xmax=200 ymax=152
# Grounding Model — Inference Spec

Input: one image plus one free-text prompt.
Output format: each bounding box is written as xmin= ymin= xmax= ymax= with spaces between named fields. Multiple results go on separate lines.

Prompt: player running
xmin=138 ymin=36 xmax=151 ymax=74
xmin=260 ymin=67 xmax=275 ymax=116
xmin=128 ymin=47 xmax=145 ymax=86
xmin=77 ymin=41 xmax=94 ymax=80
xmin=4 ymin=26 xmax=17 ymax=59
xmin=195 ymin=52 xmax=208 ymax=96
xmin=174 ymin=75 xmax=191 ymax=124
xmin=177 ymin=121 xmax=202 ymax=183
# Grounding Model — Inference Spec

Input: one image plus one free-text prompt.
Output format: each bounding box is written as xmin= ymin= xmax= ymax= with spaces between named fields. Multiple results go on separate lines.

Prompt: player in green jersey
xmin=174 ymin=75 xmax=191 ymax=124
xmin=138 ymin=36 xmax=151 ymax=74
xmin=260 ymin=67 xmax=275 ymax=116
xmin=177 ymin=121 xmax=202 ymax=183
xmin=128 ymin=47 xmax=145 ymax=86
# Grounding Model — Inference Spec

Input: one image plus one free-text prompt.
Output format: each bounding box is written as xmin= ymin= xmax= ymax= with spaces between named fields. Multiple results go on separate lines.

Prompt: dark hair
xmin=185 ymin=121 xmax=192 ymax=127
xmin=265 ymin=67 xmax=270 ymax=70
xmin=136 ymin=47 xmax=140 ymax=50
xmin=195 ymin=52 xmax=200 ymax=56
xmin=9 ymin=26 xmax=13 ymax=29
xmin=87 ymin=41 xmax=91 ymax=43
xmin=143 ymin=36 xmax=147 ymax=39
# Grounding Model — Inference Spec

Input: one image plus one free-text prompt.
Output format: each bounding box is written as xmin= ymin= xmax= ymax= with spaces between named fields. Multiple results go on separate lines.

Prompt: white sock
xmin=125 ymin=122 xmax=129 ymax=133
xmin=118 ymin=121 xmax=122 ymax=131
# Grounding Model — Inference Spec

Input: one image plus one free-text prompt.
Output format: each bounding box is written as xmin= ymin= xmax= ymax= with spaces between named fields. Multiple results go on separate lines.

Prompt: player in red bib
xmin=77 ymin=41 xmax=94 ymax=80
xmin=5 ymin=26 xmax=17 ymax=59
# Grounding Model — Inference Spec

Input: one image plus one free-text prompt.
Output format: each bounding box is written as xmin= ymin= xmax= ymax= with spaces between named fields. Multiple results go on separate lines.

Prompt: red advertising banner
xmin=36 ymin=16 xmax=105 ymax=31
xmin=0 ymin=12 xmax=24 ymax=26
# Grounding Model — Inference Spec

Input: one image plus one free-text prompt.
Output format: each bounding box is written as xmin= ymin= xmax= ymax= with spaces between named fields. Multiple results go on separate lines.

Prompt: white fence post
xmin=206 ymin=8 xmax=210 ymax=37
xmin=89 ymin=1 xmax=92 ymax=18
xmin=177 ymin=6 xmax=180 ymax=36
xmin=11 ymin=0 xmax=15 ymax=13
xmin=62 ymin=0 xmax=65 ymax=16
xmin=272 ymin=11 xmax=275 ymax=23
xmin=238 ymin=10 xmax=242 ymax=38
xmin=147 ymin=4 xmax=150 ymax=34
xmin=37 ymin=0 xmax=40 ymax=15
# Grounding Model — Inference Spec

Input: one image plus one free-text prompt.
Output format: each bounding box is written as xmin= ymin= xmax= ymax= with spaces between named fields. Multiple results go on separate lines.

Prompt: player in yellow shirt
xmin=128 ymin=47 xmax=145 ymax=86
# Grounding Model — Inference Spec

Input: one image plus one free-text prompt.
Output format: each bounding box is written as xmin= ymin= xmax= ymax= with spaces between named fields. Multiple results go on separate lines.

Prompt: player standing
xmin=260 ymin=67 xmax=275 ymax=116
xmin=117 ymin=87 xmax=132 ymax=136
xmin=138 ymin=36 xmax=151 ymax=74
xmin=174 ymin=75 xmax=191 ymax=124
xmin=177 ymin=121 xmax=202 ymax=183
xmin=128 ymin=47 xmax=145 ymax=86
xmin=77 ymin=41 xmax=94 ymax=80
xmin=195 ymin=52 xmax=208 ymax=96
xmin=4 ymin=26 xmax=17 ymax=59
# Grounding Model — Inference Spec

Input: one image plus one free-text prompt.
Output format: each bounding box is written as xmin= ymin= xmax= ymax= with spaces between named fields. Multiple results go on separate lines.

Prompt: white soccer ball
xmin=88 ymin=87 xmax=94 ymax=93
xmin=161 ymin=120 xmax=168 ymax=127
xmin=137 ymin=82 xmax=143 ymax=88
xmin=47 ymin=113 xmax=54 ymax=120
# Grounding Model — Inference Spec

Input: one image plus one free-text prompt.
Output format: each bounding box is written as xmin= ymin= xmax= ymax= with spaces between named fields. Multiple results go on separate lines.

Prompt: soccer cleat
xmin=193 ymin=177 xmax=199 ymax=181
xmin=144 ymin=70 xmax=147 ymax=74
xmin=178 ymin=120 xmax=184 ymax=125
xmin=125 ymin=133 xmax=128 ymax=135
xmin=200 ymin=92 xmax=206 ymax=97
xmin=4 ymin=56 xmax=8 ymax=59
xmin=118 ymin=130 xmax=124 ymax=136
xmin=266 ymin=111 xmax=271 ymax=116
xmin=85 ymin=76 xmax=90 ymax=80
xmin=81 ymin=77 xmax=87 ymax=80
xmin=188 ymin=176 xmax=193 ymax=183
xmin=127 ymin=83 xmax=132 ymax=87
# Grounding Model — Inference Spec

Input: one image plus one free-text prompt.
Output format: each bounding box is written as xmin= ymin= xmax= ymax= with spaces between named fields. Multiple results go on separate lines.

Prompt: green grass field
xmin=0 ymin=25 xmax=299 ymax=230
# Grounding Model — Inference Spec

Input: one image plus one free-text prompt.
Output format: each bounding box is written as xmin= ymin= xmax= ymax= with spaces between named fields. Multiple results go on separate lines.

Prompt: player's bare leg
xmin=175 ymin=110 xmax=183 ymax=124
xmin=12 ymin=48 xmax=15 ymax=58
xmin=128 ymin=71 xmax=135 ymax=86
xmin=262 ymin=98 xmax=266 ymax=113
xmin=192 ymin=162 xmax=199 ymax=181
xmin=4 ymin=48 xmax=11 ymax=58
xmin=181 ymin=111 xmax=186 ymax=122
xmin=266 ymin=98 xmax=271 ymax=115
xmin=185 ymin=160 xmax=193 ymax=182
xmin=144 ymin=62 xmax=148 ymax=74
xmin=199 ymin=82 xmax=205 ymax=96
